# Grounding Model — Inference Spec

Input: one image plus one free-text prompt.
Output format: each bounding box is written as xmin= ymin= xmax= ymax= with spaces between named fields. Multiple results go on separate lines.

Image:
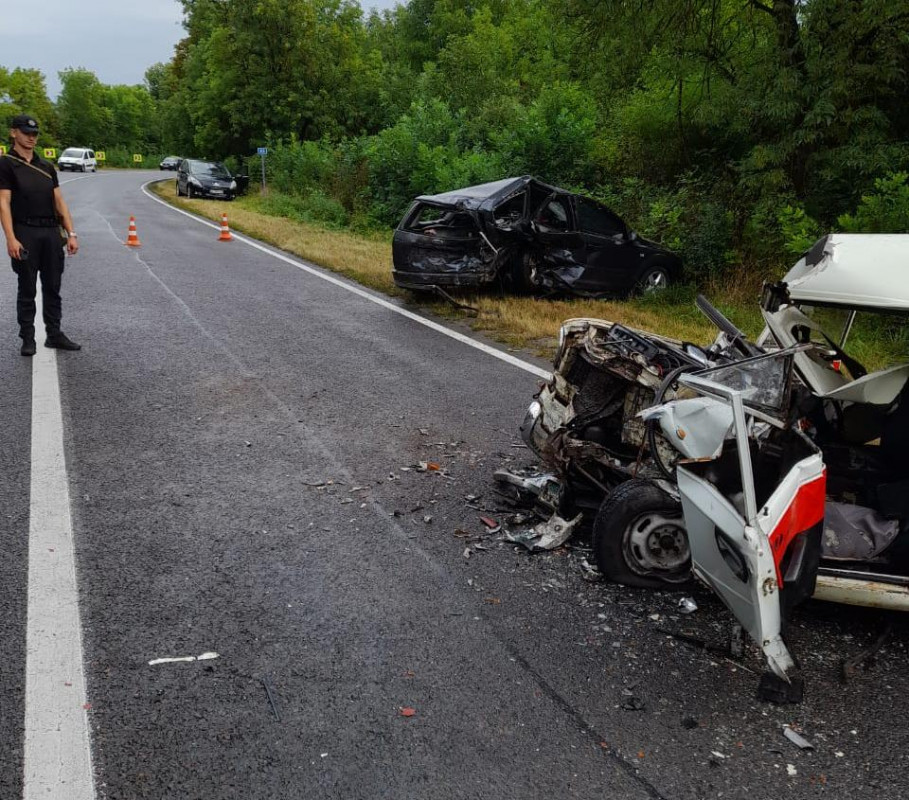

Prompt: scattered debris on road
xmin=505 ymin=513 xmax=582 ymax=553
xmin=841 ymin=618 xmax=893 ymax=680
xmin=678 ymin=597 xmax=698 ymax=615
xmin=260 ymin=675 xmax=281 ymax=721
xmin=479 ymin=516 xmax=501 ymax=534
xmin=782 ymin=725 xmax=814 ymax=751
xmin=148 ymin=651 xmax=219 ymax=666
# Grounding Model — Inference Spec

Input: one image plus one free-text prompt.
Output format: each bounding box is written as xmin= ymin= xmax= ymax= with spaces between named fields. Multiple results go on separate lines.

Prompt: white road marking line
xmin=23 ymin=288 xmax=96 ymax=800
xmin=140 ymin=181 xmax=551 ymax=380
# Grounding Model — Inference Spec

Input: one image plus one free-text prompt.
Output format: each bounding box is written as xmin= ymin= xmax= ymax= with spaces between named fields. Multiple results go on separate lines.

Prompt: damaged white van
xmin=520 ymin=234 xmax=909 ymax=700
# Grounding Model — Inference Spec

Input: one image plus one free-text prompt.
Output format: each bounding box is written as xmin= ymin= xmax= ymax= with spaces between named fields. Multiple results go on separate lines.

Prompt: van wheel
xmin=593 ymin=479 xmax=691 ymax=589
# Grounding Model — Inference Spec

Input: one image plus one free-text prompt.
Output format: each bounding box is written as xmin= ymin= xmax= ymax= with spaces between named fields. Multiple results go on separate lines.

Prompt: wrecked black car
xmin=392 ymin=176 xmax=682 ymax=297
xmin=512 ymin=234 xmax=909 ymax=699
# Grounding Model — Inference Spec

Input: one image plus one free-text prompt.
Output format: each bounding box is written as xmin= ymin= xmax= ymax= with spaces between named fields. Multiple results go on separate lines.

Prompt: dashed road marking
xmin=23 ymin=289 xmax=95 ymax=800
xmin=141 ymin=181 xmax=551 ymax=380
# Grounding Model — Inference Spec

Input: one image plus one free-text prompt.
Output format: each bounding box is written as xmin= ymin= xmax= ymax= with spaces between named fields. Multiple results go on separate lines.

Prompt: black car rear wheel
xmin=593 ymin=479 xmax=691 ymax=589
xmin=635 ymin=263 xmax=672 ymax=293
xmin=509 ymin=251 xmax=539 ymax=294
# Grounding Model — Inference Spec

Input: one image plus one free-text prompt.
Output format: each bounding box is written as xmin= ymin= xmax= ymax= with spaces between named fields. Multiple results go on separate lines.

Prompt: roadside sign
xmin=258 ymin=147 xmax=267 ymax=195
xmin=132 ymin=154 xmax=143 ymax=163
xmin=43 ymin=148 xmax=56 ymax=159
xmin=96 ymin=151 xmax=106 ymax=161
xmin=0 ymin=145 xmax=6 ymax=155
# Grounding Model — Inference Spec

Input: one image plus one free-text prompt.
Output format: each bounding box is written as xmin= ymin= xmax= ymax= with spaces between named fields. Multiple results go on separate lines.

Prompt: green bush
xmin=838 ymin=172 xmax=909 ymax=233
xmin=266 ymin=139 xmax=338 ymax=196
xmin=364 ymin=98 xmax=503 ymax=226
xmin=257 ymin=189 xmax=348 ymax=228
xmin=96 ymin=147 xmax=169 ymax=168
xmin=777 ymin=204 xmax=821 ymax=257
xmin=489 ymin=83 xmax=597 ymax=186
xmin=591 ymin=177 xmax=733 ymax=286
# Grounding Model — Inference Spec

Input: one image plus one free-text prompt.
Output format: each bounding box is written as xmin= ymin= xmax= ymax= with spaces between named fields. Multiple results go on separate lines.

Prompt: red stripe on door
xmin=768 ymin=470 xmax=826 ymax=586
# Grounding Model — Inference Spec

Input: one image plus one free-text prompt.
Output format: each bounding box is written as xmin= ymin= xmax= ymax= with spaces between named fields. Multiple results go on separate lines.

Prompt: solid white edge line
xmin=23 ymin=289 xmax=96 ymax=800
xmin=140 ymin=180 xmax=551 ymax=380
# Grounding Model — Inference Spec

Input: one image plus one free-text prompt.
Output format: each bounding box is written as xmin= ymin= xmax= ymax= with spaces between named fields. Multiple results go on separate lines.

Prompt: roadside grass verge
xmin=148 ymin=180 xmax=903 ymax=368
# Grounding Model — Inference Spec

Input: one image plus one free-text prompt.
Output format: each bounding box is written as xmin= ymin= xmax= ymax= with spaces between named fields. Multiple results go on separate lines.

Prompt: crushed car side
xmin=391 ymin=176 xmax=682 ymax=297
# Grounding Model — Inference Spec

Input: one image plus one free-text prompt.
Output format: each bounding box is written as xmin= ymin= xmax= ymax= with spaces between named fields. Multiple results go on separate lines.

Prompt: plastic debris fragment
xmin=782 ymin=725 xmax=814 ymax=750
xmin=678 ymin=597 xmax=698 ymax=614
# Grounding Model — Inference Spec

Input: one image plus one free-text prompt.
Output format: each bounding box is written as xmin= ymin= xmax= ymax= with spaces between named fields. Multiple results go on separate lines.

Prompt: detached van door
xmin=674 ymin=358 xmax=825 ymax=686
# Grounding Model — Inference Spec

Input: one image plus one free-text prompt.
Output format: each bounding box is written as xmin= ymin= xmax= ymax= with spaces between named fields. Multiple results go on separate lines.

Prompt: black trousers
xmin=10 ymin=225 xmax=65 ymax=340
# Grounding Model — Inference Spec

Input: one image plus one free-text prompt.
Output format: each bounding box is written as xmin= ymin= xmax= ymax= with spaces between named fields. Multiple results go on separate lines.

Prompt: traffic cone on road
xmin=125 ymin=216 xmax=141 ymax=247
xmin=217 ymin=213 xmax=233 ymax=242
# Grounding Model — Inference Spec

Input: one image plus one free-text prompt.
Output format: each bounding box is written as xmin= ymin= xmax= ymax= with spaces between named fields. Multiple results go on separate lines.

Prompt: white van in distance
xmin=57 ymin=148 xmax=97 ymax=172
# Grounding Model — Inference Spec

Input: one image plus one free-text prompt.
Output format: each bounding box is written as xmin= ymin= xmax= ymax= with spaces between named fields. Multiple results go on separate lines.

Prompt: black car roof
xmin=415 ymin=176 xmax=562 ymax=212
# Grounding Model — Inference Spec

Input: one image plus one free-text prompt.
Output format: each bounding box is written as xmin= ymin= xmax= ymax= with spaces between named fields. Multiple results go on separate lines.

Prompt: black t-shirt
xmin=0 ymin=149 xmax=59 ymax=223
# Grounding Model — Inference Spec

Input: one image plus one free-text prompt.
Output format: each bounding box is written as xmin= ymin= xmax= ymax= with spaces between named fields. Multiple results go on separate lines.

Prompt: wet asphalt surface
xmin=0 ymin=170 xmax=907 ymax=799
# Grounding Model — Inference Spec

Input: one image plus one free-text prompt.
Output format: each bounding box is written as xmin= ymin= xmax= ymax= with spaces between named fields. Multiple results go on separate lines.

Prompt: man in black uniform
xmin=0 ymin=114 xmax=81 ymax=356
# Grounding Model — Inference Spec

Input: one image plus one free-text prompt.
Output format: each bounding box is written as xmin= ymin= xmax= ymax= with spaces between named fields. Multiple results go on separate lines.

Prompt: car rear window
xmin=403 ymin=204 xmax=478 ymax=238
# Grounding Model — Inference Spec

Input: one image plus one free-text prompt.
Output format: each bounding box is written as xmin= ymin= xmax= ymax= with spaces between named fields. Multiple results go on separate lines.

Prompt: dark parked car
xmin=176 ymin=159 xmax=237 ymax=200
xmin=392 ymin=176 xmax=681 ymax=297
xmin=159 ymin=156 xmax=183 ymax=170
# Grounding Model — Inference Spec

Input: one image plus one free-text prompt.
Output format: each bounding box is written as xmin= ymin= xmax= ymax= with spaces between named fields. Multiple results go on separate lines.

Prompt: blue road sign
xmin=257 ymin=147 xmax=268 ymax=156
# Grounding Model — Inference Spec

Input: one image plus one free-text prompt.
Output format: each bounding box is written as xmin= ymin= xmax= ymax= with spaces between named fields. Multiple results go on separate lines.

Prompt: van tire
xmin=593 ymin=478 xmax=692 ymax=589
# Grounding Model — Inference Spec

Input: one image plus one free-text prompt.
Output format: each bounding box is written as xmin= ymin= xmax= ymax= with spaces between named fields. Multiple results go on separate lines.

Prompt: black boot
xmin=20 ymin=338 xmax=36 ymax=357
xmin=45 ymin=332 xmax=81 ymax=351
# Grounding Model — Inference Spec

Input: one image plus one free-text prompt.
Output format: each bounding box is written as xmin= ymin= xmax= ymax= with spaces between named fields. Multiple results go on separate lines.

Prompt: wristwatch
xmin=68 ymin=232 xmax=78 ymax=237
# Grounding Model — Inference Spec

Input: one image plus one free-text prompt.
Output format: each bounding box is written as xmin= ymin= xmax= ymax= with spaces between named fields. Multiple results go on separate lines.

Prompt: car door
xmin=673 ymin=356 xmax=825 ymax=683
xmin=528 ymin=193 xmax=586 ymax=284
xmin=572 ymin=197 xmax=643 ymax=293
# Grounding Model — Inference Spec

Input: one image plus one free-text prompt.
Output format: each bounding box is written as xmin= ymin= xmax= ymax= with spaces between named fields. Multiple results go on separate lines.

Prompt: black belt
xmin=15 ymin=217 xmax=58 ymax=228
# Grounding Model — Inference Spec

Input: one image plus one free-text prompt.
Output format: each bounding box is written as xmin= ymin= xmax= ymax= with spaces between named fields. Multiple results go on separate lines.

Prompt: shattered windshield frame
xmin=693 ymin=349 xmax=798 ymax=415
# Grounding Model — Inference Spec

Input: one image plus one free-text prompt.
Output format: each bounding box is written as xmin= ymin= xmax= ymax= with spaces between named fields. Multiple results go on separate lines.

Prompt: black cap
xmin=11 ymin=114 xmax=39 ymax=133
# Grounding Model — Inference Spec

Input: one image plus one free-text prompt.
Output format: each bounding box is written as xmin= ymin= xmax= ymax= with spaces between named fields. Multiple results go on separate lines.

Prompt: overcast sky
xmin=1 ymin=0 xmax=402 ymax=100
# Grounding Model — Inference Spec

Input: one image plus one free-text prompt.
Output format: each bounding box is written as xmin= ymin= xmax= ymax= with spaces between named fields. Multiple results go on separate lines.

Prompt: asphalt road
xmin=1 ymin=169 xmax=907 ymax=799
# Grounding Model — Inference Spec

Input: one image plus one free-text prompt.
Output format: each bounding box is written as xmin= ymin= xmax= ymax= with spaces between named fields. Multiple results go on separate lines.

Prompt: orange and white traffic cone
xmin=217 ymin=213 xmax=233 ymax=242
xmin=125 ymin=216 xmax=141 ymax=247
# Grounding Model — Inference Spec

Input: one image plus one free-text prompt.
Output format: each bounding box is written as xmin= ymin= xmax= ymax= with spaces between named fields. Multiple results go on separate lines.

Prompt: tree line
xmin=4 ymin=0 xmax=909 ymax=280
xmin=1 ymin=65 xmax=165 ymax=167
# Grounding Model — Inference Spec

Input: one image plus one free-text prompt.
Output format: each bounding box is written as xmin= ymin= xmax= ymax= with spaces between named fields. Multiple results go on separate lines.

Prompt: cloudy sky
xmin=1 ymin=0 xmax=401 ymax=99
